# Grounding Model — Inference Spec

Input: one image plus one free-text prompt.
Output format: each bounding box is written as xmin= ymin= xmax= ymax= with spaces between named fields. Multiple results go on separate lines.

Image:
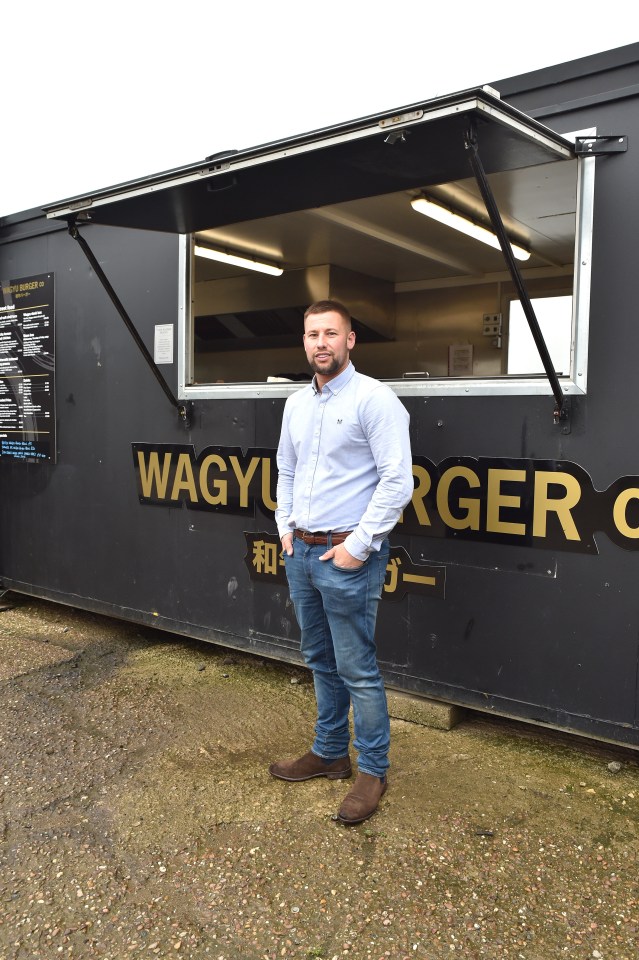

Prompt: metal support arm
xmin=68 ymin=220 xmax=193 ymax=427
xmin=465 ymin=124 xmax=568 ymax=424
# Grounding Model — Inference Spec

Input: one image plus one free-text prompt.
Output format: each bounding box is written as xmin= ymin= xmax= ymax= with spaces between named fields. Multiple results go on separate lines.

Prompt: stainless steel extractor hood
xmin=193 ymin=263 xmax=395 ymax=350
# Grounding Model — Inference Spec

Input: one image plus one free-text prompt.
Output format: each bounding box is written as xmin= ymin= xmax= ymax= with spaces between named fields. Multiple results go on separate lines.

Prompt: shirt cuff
xmin=344 ymin=532 xmax=370 ymax=561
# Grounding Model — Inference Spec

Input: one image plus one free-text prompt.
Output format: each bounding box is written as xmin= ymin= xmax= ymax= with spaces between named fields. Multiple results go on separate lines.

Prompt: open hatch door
xmin=45 ymin=88 xmax=575 ymax=420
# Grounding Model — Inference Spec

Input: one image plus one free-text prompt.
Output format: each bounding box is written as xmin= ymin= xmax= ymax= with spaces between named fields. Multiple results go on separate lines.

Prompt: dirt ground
xmin=0 ymin=594 xmax=638 ymax=960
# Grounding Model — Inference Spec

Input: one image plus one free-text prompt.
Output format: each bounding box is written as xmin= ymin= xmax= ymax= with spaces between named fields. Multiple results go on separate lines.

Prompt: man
xmin=270 ymin=299 xmax=413 ymax=824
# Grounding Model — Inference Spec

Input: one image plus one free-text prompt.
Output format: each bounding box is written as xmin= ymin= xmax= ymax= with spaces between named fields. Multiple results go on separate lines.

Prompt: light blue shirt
xmin=275 ymin=362 xmax=413 ymax=560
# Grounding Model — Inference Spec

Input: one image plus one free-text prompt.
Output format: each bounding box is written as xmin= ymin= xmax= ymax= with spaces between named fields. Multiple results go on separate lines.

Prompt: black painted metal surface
xmin=2 ymin=46 xmax=639 ymax=746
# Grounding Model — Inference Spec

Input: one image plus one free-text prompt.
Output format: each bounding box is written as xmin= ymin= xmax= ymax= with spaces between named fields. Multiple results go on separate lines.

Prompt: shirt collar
xmin=312 ymin=361 xmax=355 ymax=396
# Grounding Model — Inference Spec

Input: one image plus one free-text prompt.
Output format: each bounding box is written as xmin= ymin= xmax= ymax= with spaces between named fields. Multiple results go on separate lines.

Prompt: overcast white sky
xmin=1 ymin=2 xmax=634 ymax=218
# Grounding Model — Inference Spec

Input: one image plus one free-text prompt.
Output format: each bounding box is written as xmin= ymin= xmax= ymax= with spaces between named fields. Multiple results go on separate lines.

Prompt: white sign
xmin=154 ymin=324 xmax=174 ymax=365
xmin=448 ymin=343 xmax=473 ymax=377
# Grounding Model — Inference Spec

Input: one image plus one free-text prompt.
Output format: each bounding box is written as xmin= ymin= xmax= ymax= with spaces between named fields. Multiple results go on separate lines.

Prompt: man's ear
xmin=348 ymin=329 xmax=356 ymax=348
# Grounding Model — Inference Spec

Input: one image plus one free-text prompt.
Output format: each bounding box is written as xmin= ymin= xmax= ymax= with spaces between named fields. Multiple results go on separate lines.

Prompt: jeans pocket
xmin=330 ymin=558 xmax=367 ymax=573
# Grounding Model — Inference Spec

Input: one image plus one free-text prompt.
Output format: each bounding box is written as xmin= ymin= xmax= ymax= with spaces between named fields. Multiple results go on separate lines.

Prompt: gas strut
xmin=68 ymin=219 xmax=193 ymax=427
xmin=465 ymin=122 xmax=568 ymax=425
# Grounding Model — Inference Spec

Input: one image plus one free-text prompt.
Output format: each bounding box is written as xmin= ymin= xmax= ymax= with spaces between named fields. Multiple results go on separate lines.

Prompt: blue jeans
xmin=284 ymin=537 xmax=390 ymax=778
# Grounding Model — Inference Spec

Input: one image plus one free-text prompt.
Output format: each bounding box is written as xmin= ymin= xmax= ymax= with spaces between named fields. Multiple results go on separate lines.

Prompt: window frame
xmin=176 ymin=130 xmax=595 ymax=403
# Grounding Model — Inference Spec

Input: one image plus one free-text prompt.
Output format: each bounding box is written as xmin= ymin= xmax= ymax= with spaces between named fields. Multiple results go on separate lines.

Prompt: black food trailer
xmin=1 ymin=43 xmax=638 ymax=747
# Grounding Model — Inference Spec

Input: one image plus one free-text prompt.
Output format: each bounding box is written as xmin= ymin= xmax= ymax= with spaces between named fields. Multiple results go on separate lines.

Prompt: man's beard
xmin=309 ymin=353 xmax=342 ymax=376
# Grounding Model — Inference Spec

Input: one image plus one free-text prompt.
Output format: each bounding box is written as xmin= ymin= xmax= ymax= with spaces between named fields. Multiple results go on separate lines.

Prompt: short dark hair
xmin=304 ymin=299 xmax=351 ymax=329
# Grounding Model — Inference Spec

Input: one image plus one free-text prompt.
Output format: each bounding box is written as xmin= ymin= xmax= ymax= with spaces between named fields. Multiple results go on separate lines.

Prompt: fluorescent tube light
xmin=410 ymin=196 xmax=530 ymax=262
xmin=194 ymin=244 xmax=283 ymax=276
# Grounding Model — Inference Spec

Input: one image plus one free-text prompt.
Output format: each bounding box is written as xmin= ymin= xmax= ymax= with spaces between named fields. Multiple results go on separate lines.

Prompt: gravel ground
xmin=0 ymin=594 xmax=638 ymax=960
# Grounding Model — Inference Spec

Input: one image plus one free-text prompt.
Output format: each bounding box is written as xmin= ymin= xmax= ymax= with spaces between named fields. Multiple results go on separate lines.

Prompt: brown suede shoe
xmin=269 ymin=750 xmax=352 ymax=782
xmin=337 ymin=772 xmax=387 ymax=824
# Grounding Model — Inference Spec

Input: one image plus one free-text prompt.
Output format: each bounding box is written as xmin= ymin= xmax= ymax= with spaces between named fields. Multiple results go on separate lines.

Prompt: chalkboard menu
xmin=0 ymin=273 xmax=55 ymax=462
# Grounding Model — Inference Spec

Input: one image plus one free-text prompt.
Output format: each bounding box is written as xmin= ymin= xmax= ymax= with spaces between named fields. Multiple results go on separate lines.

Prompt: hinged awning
xmin=49 ymin=88 xmax=578 ymax=424
xmin=44 ymin=88 xmax=574 ymax=234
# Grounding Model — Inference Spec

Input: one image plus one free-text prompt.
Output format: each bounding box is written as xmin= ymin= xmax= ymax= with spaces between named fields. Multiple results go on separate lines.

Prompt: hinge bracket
xmin=554 ymin=396 xmax=571 ymax=433
xmin=574 ymin=135 xmax=627 ymax=156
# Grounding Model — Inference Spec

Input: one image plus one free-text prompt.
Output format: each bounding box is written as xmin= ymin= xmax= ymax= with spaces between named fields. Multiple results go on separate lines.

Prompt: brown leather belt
xmin=294 ymin=528 xmax=352 ymax=546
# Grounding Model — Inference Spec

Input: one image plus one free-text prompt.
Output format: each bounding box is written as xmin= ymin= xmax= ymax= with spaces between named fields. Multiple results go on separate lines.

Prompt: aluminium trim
xmin=475 ymin=101 xmax=572 ymax=156
xmin=178 ymin=376 xmax=584 ymax=402
xmin=560 ymin=127 xmax=595 ymax=396
xmin=570 ymin=154 xmax=595 ymax=394
xmin=177 ymin=234 xmax=191 ymax=395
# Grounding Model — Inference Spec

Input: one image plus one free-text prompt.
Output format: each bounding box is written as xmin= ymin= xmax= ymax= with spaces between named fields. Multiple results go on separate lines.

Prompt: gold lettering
xmin=409 ymin=464 xmax=432 ymax=526
xmin=613 ymin=488 xmax=639 ymax=539
xmin=437 ymin=466 xmax=480 ymax=530
xmin=532 ymin=472 xmax=581 ymax=540
xmin=171 ymin=453 xmax=198 ymax=502
xmin=384 ymin=557 xmax=401 ymax=594
xmin=229 ymin=455 xmax=260 ymax=508
xmin=252 ymin=540 xmax=279 ymax=575
xmin=486 ymin=469 xmax=526 ymax=536
xmin=137 ymin=450 xmax=172 ymax=499
xmin=403 ymin=572 xmax=437 ymax=585
xmin=260 ymin=457 xmax=278 ymax=512
xmin=199 ymin=454 xmax=228 ymax=506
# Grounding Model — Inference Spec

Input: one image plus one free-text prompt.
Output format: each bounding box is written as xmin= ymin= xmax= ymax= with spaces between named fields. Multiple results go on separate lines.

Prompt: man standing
xmin=270 ymin=299 xmax=413 ymax=824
